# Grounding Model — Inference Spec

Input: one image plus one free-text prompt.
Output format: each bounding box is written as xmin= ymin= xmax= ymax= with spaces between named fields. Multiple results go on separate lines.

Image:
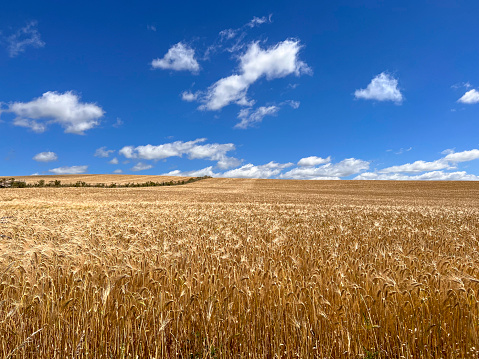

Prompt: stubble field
xmin=0 ymin=177 xmax=478 ymax=358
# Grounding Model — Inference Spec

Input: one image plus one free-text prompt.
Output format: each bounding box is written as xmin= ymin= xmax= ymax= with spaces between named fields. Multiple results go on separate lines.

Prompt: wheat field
xmin=0 ymin=177 xmax=478 ymax=358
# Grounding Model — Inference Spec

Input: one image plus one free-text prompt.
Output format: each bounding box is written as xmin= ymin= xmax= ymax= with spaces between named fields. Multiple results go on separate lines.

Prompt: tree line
xmin=0 ymin=176 xmax=211 ymax=189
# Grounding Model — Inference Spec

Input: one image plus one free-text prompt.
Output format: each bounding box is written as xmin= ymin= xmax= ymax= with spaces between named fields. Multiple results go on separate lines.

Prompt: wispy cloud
xmin=94 ymin=147 xmax=115 ymax=158
xmin=234 ymin=100 xmax=300 ymax=129
xmin=195 ymin=40 xmax=310 ymax=111
xmin=235 ymin=105 xmax=279 ymax=129
xmin=131 ymin=162 xmax=153 ymax=172
xmin=247 ymin=15 xmax=273 ymax=28
xmin=206 ymin=15 xmax=273 ymax=58
xmin=4 ymin=21 xmax=45 ymax=57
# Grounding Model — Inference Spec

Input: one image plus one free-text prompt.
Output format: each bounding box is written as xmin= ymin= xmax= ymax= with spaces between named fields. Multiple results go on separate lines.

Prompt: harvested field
xmin=0 ymin=178 xmax=478 ymax=358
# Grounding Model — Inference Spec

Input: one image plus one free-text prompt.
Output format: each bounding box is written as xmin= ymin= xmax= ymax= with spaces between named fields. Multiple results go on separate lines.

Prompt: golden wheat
xmin=0 ymin=178 xmax=478 ymax=358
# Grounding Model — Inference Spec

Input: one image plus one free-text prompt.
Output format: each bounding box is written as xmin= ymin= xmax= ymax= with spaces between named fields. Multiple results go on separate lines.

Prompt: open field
xmin=0 ymin=177 xmax=479 ymax=358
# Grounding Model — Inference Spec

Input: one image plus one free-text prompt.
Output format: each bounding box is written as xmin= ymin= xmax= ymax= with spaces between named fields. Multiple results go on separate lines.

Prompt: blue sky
xmin=1 ymin=0 xmax=479 ymax=180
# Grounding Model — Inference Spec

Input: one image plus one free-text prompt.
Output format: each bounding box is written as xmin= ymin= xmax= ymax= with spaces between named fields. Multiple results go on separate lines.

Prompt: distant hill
xmin=2 ymin=174 xmax=191 ymax=185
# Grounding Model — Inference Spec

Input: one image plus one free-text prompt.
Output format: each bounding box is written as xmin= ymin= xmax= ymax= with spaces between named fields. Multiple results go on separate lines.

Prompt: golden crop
xmin=0 ymin=177 xmax=478 ymax=358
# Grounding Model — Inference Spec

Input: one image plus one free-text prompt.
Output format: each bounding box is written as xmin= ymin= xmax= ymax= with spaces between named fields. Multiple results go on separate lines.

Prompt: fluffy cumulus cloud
xmin=379 ymin=149 xmax=479 ymax=174
xmin=49 ymin=165 xmax=87 ymax=175
xmin=94 ymin=147 xmax=114 ymax=158
xmin=158 ymin=147 xmax=479 ymax=181
xmin=354 ymin=72 xmax=403 ymax=104
xmin=379 ymin=159 xmax=450 ymax=174
xmin=443 ymin=149 xmax=479 ymax=162
xmin=7 ymin=91 xmax=104 ymax=134
xmin=33 ymin=151 xmax=57 ymax=162
xmin=281 ymin=158 xmax=370 ymax=180
xmin=297 ymin=156 xmax=331 ymax=167
xmin=165 ymin=166 xmax=217 ymax=177
xmin=5 ymin=21 xmax=45 ymax=57
xmin=358 ymin=148 xmax=479 ymax=180
xmin=196 ymin=40 xmax=310 ymax=111
xmin=355 ymin=171 xmax=479 ymax=181
xmin=457 ymin=89 xmax=479 ymax=104
xmin=167 ymin=162 xmax=294 ymax=179
xmin=151 ymin=42 xmax=200 ymax=73
xmin=109 ymin=157 xmax=119 ymax=165
xmin=131 ymin=162 xmax=153 ymax=172
xmin=235 ymin=105 xmax=279 ymax=129
xmin=222 ymin=162 xmax=293 ymax=179
xmin=165 ymin=157 xmax=368 ymax=180
xmin=119 ymin=138 xmax=240 ymax=169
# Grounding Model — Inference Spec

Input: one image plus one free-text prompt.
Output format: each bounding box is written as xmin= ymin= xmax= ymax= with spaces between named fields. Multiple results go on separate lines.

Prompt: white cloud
xmin=33 ymin=151 xmax=57 ymax=162
xmin=151 ymin=42 xmax=200 ymax=73
xmin=285 ymin=100 xmax=300 ymax=109
xmin=119 ymin=138 xmax=239 ymax=169
xmin=219 ymin=29 xmax=238 ymax=41
xmin=380 ymin=159 xmax=451 ymax=174
xmin=199 ymin=39 xmax=310 ymax=111
xmin=247 ymin=15 xmax=272 ymax=28
xmin=354 ymin=72 xmax=403 ymax=103
xmin=131 ymin=162 xmax=153 ymax=172
xmin=222 ymin=162 xmax=293 ymax=179
xmin=49 ymin=165 xmax=88 ymax=175
xmin=297 ymin=156 xmax=331 ymax=167
xmin=113 ymin=169 xmax=122 ymax=174
xmin=379 ymin=149 xmax=479 ymax=174
xmin=94 ymin=147 xmax=114 ymax=158
xmin=5 ymin=21 xmax=45 ymax=57
xmin=7 ymin=91 xmax=104 ymax=134
xmin=457 ymin=89 xmax=479 ymax=104
xmin=113 ymin=118 xmax=123 ymax=128
xmin=13 ymin=118 xmax=46 ymax=133
xmin=151 ymin=148 xmax=479 ymax=181
xmin=109 ymin=157 xmax=119 ymax=165
xmin=235 ymin=105 xmax=279 ymax=129
xmin=207 ymin=14 xmax=273 ymax=57
xmin=281 ymin=158 xmax=369 ymax=180
xmin=181 ymin=91 xmax=198 ymax=102
xmin=355 ymin=171 xmax=479 ymax=181
xmin=165 ymin=166 xmax=217 ymax=177
xmin=388 ymin=147 xmax=412 ymax=155
xmin=443 ymin=149 xmax=479 ymax=162
xmin=441 ymin=148 xmax=455 ymax=155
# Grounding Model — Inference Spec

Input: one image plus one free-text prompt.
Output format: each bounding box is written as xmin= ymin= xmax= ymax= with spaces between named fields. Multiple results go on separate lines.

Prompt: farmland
xmin=0 ymin=177 xmax=478 ymax=358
